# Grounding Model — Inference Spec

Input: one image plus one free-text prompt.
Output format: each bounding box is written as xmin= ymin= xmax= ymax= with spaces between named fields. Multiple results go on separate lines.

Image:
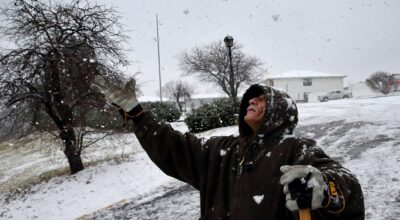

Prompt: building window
xmin=303 ymin=78 xmax=312 ymax=86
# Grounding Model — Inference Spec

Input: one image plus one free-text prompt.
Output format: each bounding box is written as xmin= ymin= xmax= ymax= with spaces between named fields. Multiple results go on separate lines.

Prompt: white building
xmin=266 ymin=70 xmax=346 ymax=102
xmin=347 ymin=81 xmax=378 ymax=98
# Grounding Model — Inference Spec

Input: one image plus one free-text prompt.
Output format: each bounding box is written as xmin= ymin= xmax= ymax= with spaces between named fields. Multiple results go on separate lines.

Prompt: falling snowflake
xmin=285 ymin=98 xmax=296 ymax=110
xmin=253 ymin=195 xmax=264 ymax=204
xmin=271 ymin=14 xmax=280 ymax=21
xmin=220 ymin=149 xmax=226 ymax=156
xmin=182 ymin=9 xmax=189 ymax=15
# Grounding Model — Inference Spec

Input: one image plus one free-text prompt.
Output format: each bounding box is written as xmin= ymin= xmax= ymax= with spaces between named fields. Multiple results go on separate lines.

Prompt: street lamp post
xmin=224 ymin=35 xmax=237 ymax=111
xmin=224 ymin=35 xmax=234 ymax=82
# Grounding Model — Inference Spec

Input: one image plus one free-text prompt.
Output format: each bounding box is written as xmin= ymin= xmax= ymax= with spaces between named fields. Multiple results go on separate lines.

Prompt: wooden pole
xmin=299 ymin=209 xmax=311 ymax=220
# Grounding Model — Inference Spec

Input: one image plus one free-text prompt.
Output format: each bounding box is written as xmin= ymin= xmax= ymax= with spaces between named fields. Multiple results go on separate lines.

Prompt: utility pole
xmin=156 ymin=14 xmax=163 ymax=102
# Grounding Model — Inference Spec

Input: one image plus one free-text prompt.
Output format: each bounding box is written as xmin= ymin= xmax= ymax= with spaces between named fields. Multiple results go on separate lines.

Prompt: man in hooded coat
xmin=93 ymin=76 xmax=365 ymax=220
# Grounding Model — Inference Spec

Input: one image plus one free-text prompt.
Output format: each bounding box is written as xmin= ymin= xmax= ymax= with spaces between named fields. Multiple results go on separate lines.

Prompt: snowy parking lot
xmin=1 ymin=95 xmax=400 ymax=220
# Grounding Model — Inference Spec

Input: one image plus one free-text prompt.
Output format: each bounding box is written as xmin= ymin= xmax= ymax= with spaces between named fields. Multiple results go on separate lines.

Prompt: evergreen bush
xmin=142 ymin=101 xmax=181 ymax=122
xmin=185 ymin=98 xmax=237 ymax=133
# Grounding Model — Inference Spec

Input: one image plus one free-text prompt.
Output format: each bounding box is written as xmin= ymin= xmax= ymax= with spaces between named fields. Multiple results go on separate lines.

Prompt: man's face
xmin=244 ymin=95 xmax=266 ymax=132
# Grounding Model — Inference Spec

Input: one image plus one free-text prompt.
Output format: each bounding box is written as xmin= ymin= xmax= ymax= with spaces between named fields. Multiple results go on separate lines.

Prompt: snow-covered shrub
xmin=185 ymin=99 xmax=237 ymax=133
xmin=215 ymin=99 xmax=237 ymax=127
xmin=142 ymin=102 xmax=181 ymax=122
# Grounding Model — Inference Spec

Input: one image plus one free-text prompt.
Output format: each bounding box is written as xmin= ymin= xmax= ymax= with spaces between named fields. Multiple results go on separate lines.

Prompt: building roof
xmin=266 ymin=70 xmax=346 ymax=79
xmin=138 ymin=94 xmax=229 ymax=101
xmin=139 ymin=91 xmax=246 ymax=102
xmin=191 ymin=93 xmax=229 ymax=99
xmin=138 ymin=96 xmax=170 ymax=102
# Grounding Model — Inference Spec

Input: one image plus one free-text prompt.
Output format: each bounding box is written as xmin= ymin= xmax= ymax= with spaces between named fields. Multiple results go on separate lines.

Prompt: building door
xmin=303 ymin=92 xmax=309 ymax=103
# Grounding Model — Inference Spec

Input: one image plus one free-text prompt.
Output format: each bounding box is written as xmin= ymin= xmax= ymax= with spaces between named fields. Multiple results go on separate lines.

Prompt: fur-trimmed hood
xmin=238 ymin=84 xmax=298 ymax=138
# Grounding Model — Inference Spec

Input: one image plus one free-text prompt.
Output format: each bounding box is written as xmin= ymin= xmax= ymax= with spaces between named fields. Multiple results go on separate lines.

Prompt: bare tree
xmin=0 ymin=0 xmax=130 ymax=174
xmin=178 ymin=41 xmax=264 ymax=110
xmin=366 ymin=71 xmax=393 ymax=94
xmin=163 ymin=80 xmax=194 ymax=112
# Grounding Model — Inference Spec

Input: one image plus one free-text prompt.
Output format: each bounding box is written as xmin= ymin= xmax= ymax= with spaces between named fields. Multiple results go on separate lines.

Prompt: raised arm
xmin=92 ymin=76 xmax=211 ymax=189
xmin=129 ymin=106 xmax=211 ymax=189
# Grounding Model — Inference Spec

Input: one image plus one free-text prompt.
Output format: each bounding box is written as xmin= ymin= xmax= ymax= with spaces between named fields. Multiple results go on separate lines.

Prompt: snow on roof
xmin=138 ymin=94 xmax=229 ymax=102
xmin=266 ymin=70 xmax=346 ymax=79
xmin=191 ymin=93 xmax=229 ymax=99
xmin=138 ymin=96 xmax=170 ymax=102
xmin=139 ymin=92 xmax=244 ymax=102
xmin=191 ymin=89 xmax=251 ymax=99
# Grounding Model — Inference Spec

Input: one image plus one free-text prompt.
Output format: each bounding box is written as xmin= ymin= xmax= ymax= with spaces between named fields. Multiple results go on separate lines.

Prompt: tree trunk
xmin=176 ymin=97 xmax=182 ymax=112
xmin=65 ymin=150 xmax=84 ymax=174
xmin=231 ymin=96 xmax=239 ymax=113
xmin=60 ymin=126 xmax=84 ymax=174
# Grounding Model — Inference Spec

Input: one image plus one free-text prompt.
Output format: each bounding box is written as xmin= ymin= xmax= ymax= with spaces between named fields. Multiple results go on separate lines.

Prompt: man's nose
xmin=249 ymin=98 xmax=257 ymax=105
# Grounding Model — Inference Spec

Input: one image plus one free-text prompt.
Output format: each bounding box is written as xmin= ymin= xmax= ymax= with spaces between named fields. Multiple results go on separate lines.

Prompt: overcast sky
xmin=3 ymin=0 xmax=400 ymax=97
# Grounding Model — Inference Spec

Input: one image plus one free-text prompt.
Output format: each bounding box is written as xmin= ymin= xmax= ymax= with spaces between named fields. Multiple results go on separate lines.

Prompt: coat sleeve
xmin=132 ymin=111 xmax=211 ymax=190
xmin=293 ymin=139 xmax=365 ymax=220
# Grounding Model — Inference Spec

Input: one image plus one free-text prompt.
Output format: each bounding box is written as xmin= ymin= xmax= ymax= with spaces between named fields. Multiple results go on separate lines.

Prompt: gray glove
xmin=280 ymin=165 xmax=327 ymax=211
xmin=92 ymin=75 xmax=139 ymax=112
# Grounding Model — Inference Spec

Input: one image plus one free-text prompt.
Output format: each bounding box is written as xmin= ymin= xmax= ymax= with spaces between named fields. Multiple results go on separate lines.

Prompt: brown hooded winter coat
xmin=129 ymin=84 xmax=365 ymax=220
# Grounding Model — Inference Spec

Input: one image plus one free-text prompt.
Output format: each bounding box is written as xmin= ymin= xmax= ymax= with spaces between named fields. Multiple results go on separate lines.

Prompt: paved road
xmin=85 ymin=183 xmax=200 ymax=219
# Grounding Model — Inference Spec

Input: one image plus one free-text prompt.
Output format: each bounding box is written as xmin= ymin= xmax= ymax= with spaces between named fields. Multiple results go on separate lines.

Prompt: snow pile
xmin=0 ymin=153 xmax=174 ymax=219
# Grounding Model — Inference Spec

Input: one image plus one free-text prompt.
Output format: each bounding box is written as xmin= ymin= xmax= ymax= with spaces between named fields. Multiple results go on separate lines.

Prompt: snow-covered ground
xmin=1 ymin=95 xmax=400 ymax=219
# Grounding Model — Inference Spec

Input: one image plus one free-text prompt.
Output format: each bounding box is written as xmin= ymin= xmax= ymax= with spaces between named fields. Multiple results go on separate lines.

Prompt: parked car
xmin=318 ymin=90 xmax=353 ymax=102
